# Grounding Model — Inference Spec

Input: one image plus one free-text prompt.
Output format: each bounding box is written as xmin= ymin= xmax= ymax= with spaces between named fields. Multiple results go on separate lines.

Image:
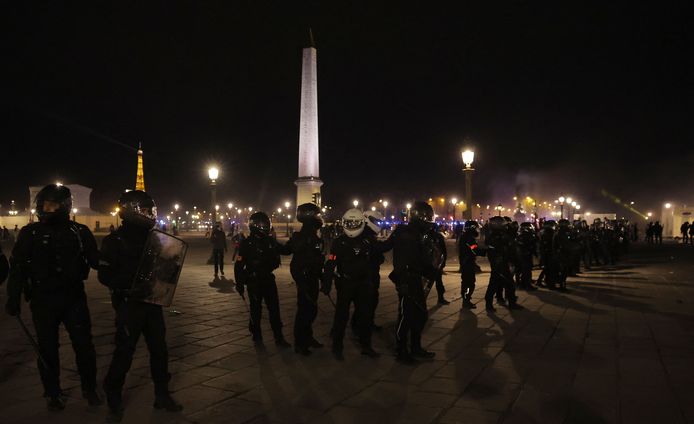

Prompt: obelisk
xmin=135 ymin=142 xmax=145 ymax=191
xmin=295 ymin=29 xmax=323 ymax=208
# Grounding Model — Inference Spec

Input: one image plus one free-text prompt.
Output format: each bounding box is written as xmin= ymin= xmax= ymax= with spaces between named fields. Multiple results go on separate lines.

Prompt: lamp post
xmin=284 ymin=201 xmax=291 ymax=236
xmin=558 ymin=196 xmax=565 ymax=219
xmin=462 ymin=149 xmax=474 ymax=220
xmin=451 ymin=197 xmax=458 ymax=221
xmin=353 ymin=199 xmax=360 ymax=210
xmin=382 ymin=200 xmax=388 ymax=218
xmin=208 ymin=166 xmax=219 ymax=225
xmin=406 ymin=203 xmax=412 ymax=221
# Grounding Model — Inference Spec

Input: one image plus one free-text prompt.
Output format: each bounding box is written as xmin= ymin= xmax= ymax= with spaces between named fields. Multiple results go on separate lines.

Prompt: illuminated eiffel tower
xmin=135 ymin=142 xmax=145 ymax=191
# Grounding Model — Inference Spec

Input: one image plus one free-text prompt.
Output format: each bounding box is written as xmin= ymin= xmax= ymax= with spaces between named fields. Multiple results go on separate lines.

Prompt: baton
xmin=16 ymin=316 xmax=50 ymax=371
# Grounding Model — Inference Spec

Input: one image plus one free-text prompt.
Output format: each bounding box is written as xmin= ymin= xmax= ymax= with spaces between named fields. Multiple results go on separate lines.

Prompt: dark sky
xmin=5 ymin=2 xmax=691 ymax=218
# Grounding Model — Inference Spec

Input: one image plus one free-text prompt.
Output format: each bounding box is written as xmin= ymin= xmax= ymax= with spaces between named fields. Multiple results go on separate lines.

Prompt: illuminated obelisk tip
xmin=295 ymin=28 xmax=323 ymax=208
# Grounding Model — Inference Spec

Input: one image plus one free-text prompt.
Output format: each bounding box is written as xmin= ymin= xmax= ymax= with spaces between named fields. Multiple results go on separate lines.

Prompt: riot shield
xmin=130 ymin=229 xmax=188 ymax=307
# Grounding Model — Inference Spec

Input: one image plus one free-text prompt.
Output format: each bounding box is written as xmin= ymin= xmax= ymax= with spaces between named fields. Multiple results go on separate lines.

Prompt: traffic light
xmin=312 ymin=192 xmax=321 ymax=207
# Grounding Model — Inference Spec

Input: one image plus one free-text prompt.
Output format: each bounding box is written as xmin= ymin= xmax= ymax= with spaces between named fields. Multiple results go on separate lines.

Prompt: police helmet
xmin=342 ymin=208 xmax=365 ymax=238
xmin=488 ymin=216 xmax=507 ymax=232
xmin=249 ymin=211 xmax=272 ymax=236
xmin=296 ymin=203 xmax=323 ymax=227
xmin=463 ymin=220 xmax=480 ymax=237
xmin=35 ymin=184 xmax=73 ymax=222
xmin=363 ymin=210 xmax=384 ymax=234
xmin=118 ymin=190 xmax=157 ymax=228
xmin=409 ymin=201 xmax=434 ymax=224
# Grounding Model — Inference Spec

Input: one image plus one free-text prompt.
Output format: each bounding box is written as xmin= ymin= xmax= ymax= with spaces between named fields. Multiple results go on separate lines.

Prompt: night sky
xmin=5 ymin=2 xmax=691 ymax=218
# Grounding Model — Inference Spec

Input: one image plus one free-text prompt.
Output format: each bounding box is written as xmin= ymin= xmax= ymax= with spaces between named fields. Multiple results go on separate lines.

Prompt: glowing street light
xmin=462 ymin=149 xmax=475 ymax=219
xmin=665 ymin=203 xmax=672 ymax=209
xmin=353 ymin=199 xmax=359 ymax=208
xmin=382 ymin=200 xmax=389 ymax=217
xmin=208 ymin=166 xmax=219 ymax=223
xmin=406 ymin=203 xmax=412 ymax=221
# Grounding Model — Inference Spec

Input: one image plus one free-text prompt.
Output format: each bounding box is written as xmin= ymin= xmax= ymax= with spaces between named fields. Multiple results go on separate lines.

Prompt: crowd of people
xmin=0 ymin=184 xmax=678 ymax=420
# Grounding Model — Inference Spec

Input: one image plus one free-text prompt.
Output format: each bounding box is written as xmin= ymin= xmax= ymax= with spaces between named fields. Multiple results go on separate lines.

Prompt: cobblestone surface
xmin=1 ymin=236 xmax=693 ymax=423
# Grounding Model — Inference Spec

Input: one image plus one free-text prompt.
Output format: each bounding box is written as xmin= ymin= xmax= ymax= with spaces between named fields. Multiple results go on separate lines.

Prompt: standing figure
xmin=5 ymin=184 xmax=101 ymax=410
xmin=537 ymin=220 xmax=557 ymax=287
xmin=681 ymin=221 xmax=690 ymax=244
xmin=385 ymin=201 xmax=438 ymax=363
xmin=231 ymin=231 xmax=245 ymax=262
xmin=99 ymin=190 xmax=182 ymax=421
xmin=210 ymin=223 xmax=227 ymax=277
xmin=516 ymin=222 xmax=538 ymax=290
xmin=281 ymin=203 xmax=325 ymax=355
xmin=554 ymin=219 xmax=574 ymax=290
xmin=360 ymin=210 xmax=387 ymax=330
xmin=234 ymin=212 xmax=291 ymax=347
xmin=322 ymin=209 xmax=379 ymax=360
xmin=484 ymin=216 xmax=521 ymax=311
xmin=458 ymin=220 xmax=485 ymax=309
xmin=431 ymin=225 xmax=450 ymax=305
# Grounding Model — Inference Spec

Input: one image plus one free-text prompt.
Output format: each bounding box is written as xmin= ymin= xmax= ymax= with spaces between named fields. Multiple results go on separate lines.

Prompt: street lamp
xmin=665 ymin=203 xmax=672 ymax=209
xmin=208 ymin=166 xmax=219 ymax=224
xmin=382 ymin=200 xmax=388 ymax=218
xmin=406 ymin=203 xmax=412 ymax=221
xmin=557 ymin=196 xmax=566 ymax=219
xmin=462 ymin=149 xmax=475 ymax=220
xmin=353 ymin=199 xmax=359 ymax=210
xmin=451 ymin=197 xmax=458 ymax=221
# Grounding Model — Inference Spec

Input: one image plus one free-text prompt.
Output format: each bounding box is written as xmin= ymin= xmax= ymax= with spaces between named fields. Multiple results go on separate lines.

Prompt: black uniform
xmin=99 ymin=223 xmax=172 ymax=398
xmin=458 ymin=232 xmax=484 ymax=307
xmin=515 ymin=230 xmax=537 ymax=290
xmin=431 ymin=230 xmax=448 ymax=303
xmin=234 ymin=234 xmax=286 ymax=342
xmin=282 ymin=227 xmax=324 ymax=352
xmin=323 ymin=233 xmax=376 ymax=354
xmin=6 ymin=219 xmax=99 ymax=399
xmin=364 ymin=226 xmax=385 ymax=327
xmin=485 ymin=225 xmax=519 ymax=310
xmin=384 ymin=221 xmax=437 ymax=360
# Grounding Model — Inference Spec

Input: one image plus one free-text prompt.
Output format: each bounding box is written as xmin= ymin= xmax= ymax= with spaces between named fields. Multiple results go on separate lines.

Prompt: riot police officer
xmin=484 ymin=216 xmax=521 ymax=311
xmin=99 ymin=190 xmax=182 ymax=420
xmin=362 ymin=210 xmax=387 ymax=329
xmin=458 ymin=220 xmax=485 ymax=309
xmin=431 ymin=224 xmax=450 ymax=305
xmin=516 ymin=222 xmax=538 ymax=290
xmin=537 ymin=220 xmax=557 ymax=288
xmin=281 ymin=203 xmax=325 ymax=356
xmin=384 ymin=201 xmax=437 ymax=363
xmin=322 ymin=209 xmax=379 ymax=360
xmin=5 ymin=184 xmax=101 ymax=410
xmin=234 ymin=212 xmax=291 ymax=347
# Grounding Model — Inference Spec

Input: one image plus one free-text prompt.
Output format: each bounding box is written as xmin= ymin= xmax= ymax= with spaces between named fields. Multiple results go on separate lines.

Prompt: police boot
xmin=309 ymin=337 xmax=324 ymax=348
xmin=411 ymin=338 xmax=436 ymax=359
xmin=361 ymin=345 xmax=380 ymax=358
xmin=437 ymin=294 xmax=450 ymax=305
xmin=274 ymin=333 xmax=291 ymax=349
xmin=395 ymin=345 xmax=416 ymax=365
xmin=485 ymin=301 xmax=496 ymax=312
xmin=83 ymin=389 xmax=103 ymax=406
xmin=332 ymin=343 xmax=344 ymax=361
xmin=153 ymin=376 xmax=183 ymax=412
xmin=462 ymin=298 xmax=476 ymax=309
xmin=105 ymin=390 xmax=124 ymax=422
xmin=46 ymin=394 xmax=66 ymax=411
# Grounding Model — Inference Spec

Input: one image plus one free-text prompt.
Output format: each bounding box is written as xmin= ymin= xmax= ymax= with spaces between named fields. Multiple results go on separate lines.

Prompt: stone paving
xmin=1 ymin=236 xmax=694 ymax=423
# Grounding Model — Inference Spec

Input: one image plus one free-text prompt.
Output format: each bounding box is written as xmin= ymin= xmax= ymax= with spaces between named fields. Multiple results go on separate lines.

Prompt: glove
xmin=320 ymin=274 xmax=333 ymax=295
xmin=235 ymin=282 xmax=245 ymax=297
xmin=5 ymin=299 xmax=20 ymax=316
xmin=395 ymin=283 xmax=409 ymax=297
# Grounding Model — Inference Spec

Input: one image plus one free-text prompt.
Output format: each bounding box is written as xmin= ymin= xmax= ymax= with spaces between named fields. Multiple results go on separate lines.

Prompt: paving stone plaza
xmin=1 ymin=236 xmax=693 ymax=423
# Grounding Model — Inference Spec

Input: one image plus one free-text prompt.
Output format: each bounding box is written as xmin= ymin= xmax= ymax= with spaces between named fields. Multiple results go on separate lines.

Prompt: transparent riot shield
xmin=130 ymin=229 xmax=188 ymax=307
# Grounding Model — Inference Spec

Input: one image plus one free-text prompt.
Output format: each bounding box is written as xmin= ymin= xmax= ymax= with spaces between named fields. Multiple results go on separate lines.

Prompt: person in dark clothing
xmin=0 ymin=245 xmax=8 ymax=284
xmin=516 ymin=222 xmax=538 ymax=290
xmin=99 ymin=190 xmax=182 ymax=421
xmin=361 ymin=210 xmax=386 ymax=330
xmin=231 ymin=231 xmax=245 ymax=262
xmin=484 ymin=216 xmax=521 ymax=311
xmin=431 ymin=227 xmax=450 ymax=305
xmin=654 ymin=221 xmax=663 ymax=244
xmin=279 ymin=203 xmax=325 ymax=356
xmin=322 ymin=208 xmax=380 ymax=360
xmin=210 ymin=223 xmax=227 ymax=277
xmin=5 ymin=184 xmax=101 ymax=411
xmin=382 ymin=201 xmax=438 ymax=363
xmin=234 ymin=211 xmax=291 ymax=347
xmin=537 ymin=220 xmax=557 ymax=287
xmin=458 ymin=220 xmax=485 ymax=309
xmin=681 ymin=222 xmax=690 ymax=244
